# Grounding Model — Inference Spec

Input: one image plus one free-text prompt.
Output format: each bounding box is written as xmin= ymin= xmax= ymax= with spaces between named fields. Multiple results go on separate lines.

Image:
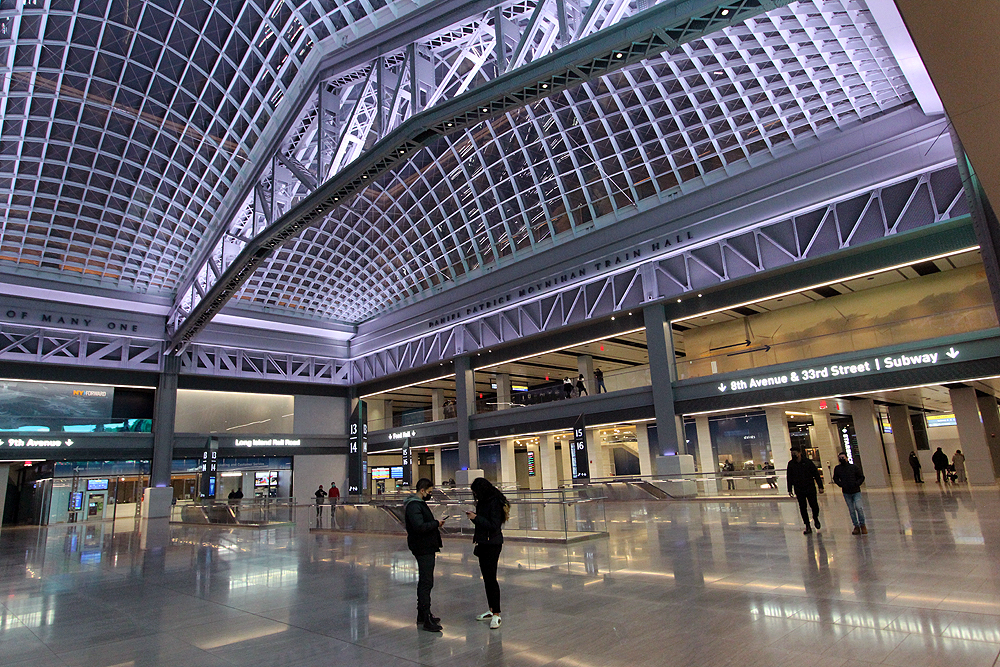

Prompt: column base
xmin=140 ymin=487 xmax=174 ymax=519
xmin=454 ymin=469 xmax=484 ymax=487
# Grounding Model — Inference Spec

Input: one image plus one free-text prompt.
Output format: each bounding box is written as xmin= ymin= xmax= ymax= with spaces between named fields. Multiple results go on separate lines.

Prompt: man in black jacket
xmin=908 ymin=451 xmax=923 ymax=483
xmin=832 ymin=451 xmax=867 ymax=535
xmin=405 ymin=478 xmax=447 ymax=631
xmin=787 ymin=448 xmax=823 ymax=534
xmin=932 ymin=447 xmax=950 ymax=483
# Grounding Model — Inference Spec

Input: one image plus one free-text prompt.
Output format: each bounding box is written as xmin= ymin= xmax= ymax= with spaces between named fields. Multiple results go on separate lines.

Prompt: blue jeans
xmin=844 ymin=492 xmax=866 ymax=527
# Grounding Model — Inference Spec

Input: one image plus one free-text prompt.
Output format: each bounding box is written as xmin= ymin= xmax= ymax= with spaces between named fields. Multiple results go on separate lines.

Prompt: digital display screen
xmin=69 ymin=491 xmax=84 ymax=511
xmin=86 ymin=479 xmax=109 ymax=490
xmin=371 ymin=467 xmax=391 ymax=479
xmin=926 ymin=414 xmax=957 ymax=427
xmin=254 ymin=472 xmax=270 ymax=487
xmin=390 ymin=466 xmax=404 ymax=479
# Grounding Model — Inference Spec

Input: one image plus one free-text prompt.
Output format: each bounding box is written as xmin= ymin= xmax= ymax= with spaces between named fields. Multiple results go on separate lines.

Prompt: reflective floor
xmin=1 ymin=485 xmax=999 ymax=666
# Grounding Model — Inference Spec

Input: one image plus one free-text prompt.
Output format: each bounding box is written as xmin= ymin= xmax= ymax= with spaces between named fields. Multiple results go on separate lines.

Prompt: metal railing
xmin=309 ymin=490 xmax=608 ymax=542
xmin=170 ymin=497 xmax=297 ymax=525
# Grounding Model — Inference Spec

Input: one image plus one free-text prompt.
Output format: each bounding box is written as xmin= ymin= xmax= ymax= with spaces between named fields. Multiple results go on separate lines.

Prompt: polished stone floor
xmin=1 ymin=485 xmax=999 ymax=667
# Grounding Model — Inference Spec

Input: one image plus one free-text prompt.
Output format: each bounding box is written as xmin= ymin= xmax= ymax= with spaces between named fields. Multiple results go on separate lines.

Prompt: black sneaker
xmin=416 ymin=612 xmax=441 ymax=625
xmin=422 ymin=618 xmax=443 ymax=632
xmin=814 ymin=518 xmax=821 ymax=529
xmin=803 ymin=527 xmax=812 ymax=535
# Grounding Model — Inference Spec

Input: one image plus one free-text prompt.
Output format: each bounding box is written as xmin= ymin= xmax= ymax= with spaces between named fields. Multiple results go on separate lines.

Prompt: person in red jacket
xmin=328 ymin=481 xmax=340 ymax=504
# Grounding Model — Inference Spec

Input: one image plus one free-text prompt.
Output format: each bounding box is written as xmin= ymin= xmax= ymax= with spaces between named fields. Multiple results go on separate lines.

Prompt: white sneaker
xmin=476 ymin=612 xmax=493 ymax=621
xmin=489 ymin=615 xmax=502 ymax=629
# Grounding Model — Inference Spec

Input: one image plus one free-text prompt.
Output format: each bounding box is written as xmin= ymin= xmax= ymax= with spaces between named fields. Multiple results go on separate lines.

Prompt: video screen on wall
xmin=390 ymin=466 xmax=404 ymax=479
xmin=86 ymin=479 xmax=109 ymax=491
xmin=371 ymin=467 xmax=391 ymax=479
xmin=254 ymin=471 xmax=270 ymax=487
xmin=0 ymin=380 xmax=114 ymax=430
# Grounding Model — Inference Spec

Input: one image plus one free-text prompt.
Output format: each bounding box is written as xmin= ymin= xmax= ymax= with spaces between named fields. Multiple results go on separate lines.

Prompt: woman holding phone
xmin=466 ymin=477 xmax=509 ymax=629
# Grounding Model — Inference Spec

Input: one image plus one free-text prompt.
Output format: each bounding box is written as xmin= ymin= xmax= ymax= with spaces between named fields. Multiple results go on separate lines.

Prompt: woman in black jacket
xmin=466 ymin=477 xmax=509 ymax=629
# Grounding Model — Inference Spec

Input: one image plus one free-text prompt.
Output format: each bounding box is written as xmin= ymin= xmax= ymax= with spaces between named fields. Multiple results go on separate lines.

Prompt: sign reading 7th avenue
xmin=717 ymin=346 xmax=960 ymax=394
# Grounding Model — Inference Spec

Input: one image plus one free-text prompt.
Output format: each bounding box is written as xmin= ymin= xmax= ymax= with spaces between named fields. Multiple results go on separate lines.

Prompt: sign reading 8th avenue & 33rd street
xmin=717 ymin=346 xmax=961 ymax=394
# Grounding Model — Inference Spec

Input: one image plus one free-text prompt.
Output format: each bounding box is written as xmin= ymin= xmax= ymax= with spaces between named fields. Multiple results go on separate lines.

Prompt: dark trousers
xmin=796 ymin=490 xmax=820 ymax=525
xmin=911 ymin=466 xmax=922 ymax=482
xmin=477 ymin=544 xmax=503 ymax=613
xmin=414 ymin=552 xmax=436 ymax=613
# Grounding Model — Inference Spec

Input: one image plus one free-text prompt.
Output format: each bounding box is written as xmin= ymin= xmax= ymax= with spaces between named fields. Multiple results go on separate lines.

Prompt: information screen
xmin=68 ymin=491 xmax=84 ymax=511
xmin=254 ymin=471 xmax=270 ymax=487
xmin=87 ymin=478 xmax=109 ymax=490
xmin=390 ymin=466 xmax=404 ymax=479
xmin=371 ymin=467 xmax=391 ymax=479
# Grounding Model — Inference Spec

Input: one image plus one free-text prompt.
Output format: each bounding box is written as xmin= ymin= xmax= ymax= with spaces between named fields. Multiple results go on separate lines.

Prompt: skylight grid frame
xmin=0 ymin=0 xmax=408 ymax=293
xmin=225 ymin=1 xmax=916 ymax=325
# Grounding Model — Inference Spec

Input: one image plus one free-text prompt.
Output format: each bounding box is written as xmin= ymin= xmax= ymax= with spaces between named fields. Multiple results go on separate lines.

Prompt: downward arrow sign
xmin=946 ymin=347 xmax=959 ymax=359
xmin=718 ymin=383 xmax=727 ymax=392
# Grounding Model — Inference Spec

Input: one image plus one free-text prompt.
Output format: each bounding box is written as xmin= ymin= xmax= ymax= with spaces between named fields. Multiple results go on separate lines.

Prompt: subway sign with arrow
xmin=717 ymin=345 xmax=962 ymax=394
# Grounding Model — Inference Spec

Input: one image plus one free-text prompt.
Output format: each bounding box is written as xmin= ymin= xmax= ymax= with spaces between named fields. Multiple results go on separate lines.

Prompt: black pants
xmin=796 ymin=490 xmax=819 ymax=525
xmin=414 ymin=552 xmax=436 ymax=613
xmin=911 ymin=466 xmax=922 ymax=482
xmin=476 ymin=544 xmax=503 ymax=613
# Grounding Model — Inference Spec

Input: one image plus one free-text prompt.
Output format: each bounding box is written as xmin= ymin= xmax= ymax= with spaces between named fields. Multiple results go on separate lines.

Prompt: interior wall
xmin=175 ymin=389 xmax=294 ymax=434
xmin=294 ymin=395 xmax=346 ymax=435
xmin=677 ymin=264 xmax=996 ymax=379
xmin=293 ymin=454 xmax=346 ymax=503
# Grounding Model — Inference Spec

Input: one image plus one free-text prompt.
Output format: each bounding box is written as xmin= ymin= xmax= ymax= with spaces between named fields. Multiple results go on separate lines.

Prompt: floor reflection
xmin=0 ymin=487 xmax=998 ymax=665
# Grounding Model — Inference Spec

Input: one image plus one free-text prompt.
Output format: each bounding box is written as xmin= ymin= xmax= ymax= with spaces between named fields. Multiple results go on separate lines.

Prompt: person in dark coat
xmin=832 ymin=451 xmax=867 ymax=535
xmin=314 ymin=485 xmax=326 ymax=519
xmin=405 ymin=478 xmax=447 ymax=631
xmin=908 ymin=451 xmax=923 ymax=483
xmin=787 ymin=448 xmax=823 ymax=534
xmin=466 ymin=477 xmax=509 ymax=629
xmin=594 ymin=368 xmax=607 ymax=393
xmin=932 ymin=447 xmax=949 ymax=483
xmin=576 ymin=374 xmax=588 ymax=397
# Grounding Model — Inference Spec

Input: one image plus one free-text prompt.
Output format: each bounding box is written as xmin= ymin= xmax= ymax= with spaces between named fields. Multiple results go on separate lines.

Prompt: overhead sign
xmin=2 ymin=437 xmax=74 ymax=448
xmin=348 ymin=400 xmax=368 ymax=495
xmin=716 ymin=346 xmax=961 ymax=395
xmin=570 ymin=414 xmax=590 ymax=480
xmin=234 ymin=438 xmax=301 ymax=447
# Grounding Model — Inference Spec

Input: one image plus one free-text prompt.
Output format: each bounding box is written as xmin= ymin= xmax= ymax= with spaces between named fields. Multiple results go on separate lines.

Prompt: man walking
xmin=832 ymin=451 xmax=867 ymax=535
xmin=594 ymin=368 xmax=607 ymax=394
xmin=908 ymin=451 xmax=923 ymax=483
xmin=314 ymin=484 xmax=326 ymax=521
xmin=932 ymin=447 xmax=949 ymax=483
xmin=405 ymin=478 xmax=447 ymax=631
xmin=787 ymin=448 xmax=823 ymax=534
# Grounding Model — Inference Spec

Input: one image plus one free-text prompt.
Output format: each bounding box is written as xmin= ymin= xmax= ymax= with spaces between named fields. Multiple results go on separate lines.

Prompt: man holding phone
xmin=404 ymin=478 xmax=447 ymax=631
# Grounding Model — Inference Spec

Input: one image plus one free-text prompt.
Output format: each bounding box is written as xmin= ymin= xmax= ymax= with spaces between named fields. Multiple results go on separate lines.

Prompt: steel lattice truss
xmin=0 ymin=0 xmax=423 ymax=291
xmin=176 ymin=0 xmax=917 ymax=332
xmin=180 ymin=343 xmax=350 ymax=382
xmin=0 ymin=163 xmax=967 ymax=380
xmin=349 ymin=163 xmax=968 ymax=382
xmin=0 ymin=322 xmax=162 ymax=369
